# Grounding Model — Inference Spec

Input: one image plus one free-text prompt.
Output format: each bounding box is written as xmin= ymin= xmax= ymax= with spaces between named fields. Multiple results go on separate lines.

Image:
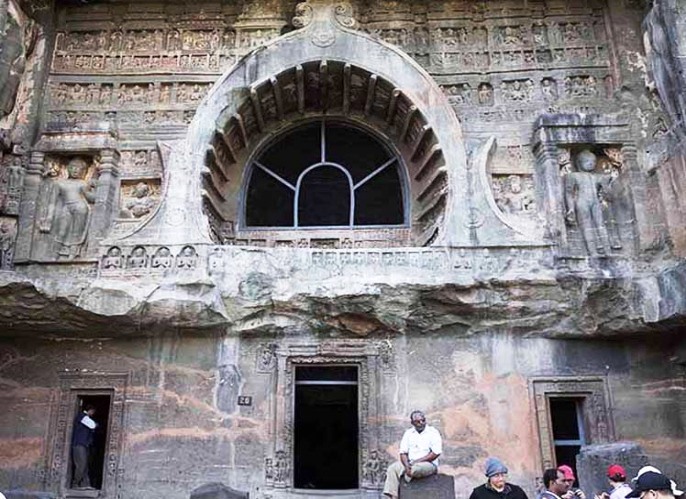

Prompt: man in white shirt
xmin=383 ymin=410 xmax=443 ymax=498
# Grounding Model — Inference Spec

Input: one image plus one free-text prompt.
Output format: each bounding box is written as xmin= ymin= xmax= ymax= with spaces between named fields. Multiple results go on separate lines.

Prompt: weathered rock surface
xmin=1 ymin=490 xmax=55 ymax=499
xmin=577 ymin=442 xmax=648 ymax=496
xmin=1 ymin=253 xmax=685 ymax=338
xmin=190 ymin=482 xmax=248 ymax=499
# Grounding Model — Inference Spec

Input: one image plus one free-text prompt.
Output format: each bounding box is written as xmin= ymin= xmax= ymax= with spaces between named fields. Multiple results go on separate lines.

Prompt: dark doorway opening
xmin=69 ymin=393 xmax=111 ymax=491
xmin=550 ymin=397 xmax=586 ymax=486
xmin=294 ymin=365 xmax=359 ymax=489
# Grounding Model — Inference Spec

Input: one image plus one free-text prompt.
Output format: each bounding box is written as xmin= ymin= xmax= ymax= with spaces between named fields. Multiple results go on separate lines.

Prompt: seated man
xmin=383 ymin=410 xmax=442 ymax=499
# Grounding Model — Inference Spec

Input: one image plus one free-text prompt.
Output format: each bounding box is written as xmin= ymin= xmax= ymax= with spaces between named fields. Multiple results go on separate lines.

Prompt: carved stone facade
xmin=0 ymin=1 xmax=686 ymax=499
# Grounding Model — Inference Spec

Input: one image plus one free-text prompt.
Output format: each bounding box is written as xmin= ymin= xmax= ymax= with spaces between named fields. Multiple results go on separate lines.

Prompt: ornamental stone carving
xmin=37 ymin=157 xmax=96 ymax=260
xmin=563 ymin=149 xmax=622 ymax=256
xmin=0 ymin=217 xmax=17 ymax=269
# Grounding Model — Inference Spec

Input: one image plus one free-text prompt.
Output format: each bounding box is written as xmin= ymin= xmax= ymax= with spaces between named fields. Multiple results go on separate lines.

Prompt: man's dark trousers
xmin=72 ymin=444 xmax=90 ymax=488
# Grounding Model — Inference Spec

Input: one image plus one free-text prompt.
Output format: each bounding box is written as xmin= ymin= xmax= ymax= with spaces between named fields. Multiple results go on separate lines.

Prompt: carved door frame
xmin=46 ymin=372 xmax=128 ymax=498
xmin=531 ymin=376 xmax=614 ymax=470
xmin=264 ymin=340 xmax=387 ymax=491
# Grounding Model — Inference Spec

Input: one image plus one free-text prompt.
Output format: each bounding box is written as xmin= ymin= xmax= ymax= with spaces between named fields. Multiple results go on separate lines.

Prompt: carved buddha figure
xmin=39 ymin=157 xmax=96 ymax=259
xmin=151 ymin=247 xmax=172 ymax=269
xmin=128 ymin=246 xmax=148 ymax=269
xmin=102 ymin=246 xmax=123 ymax=269
xmin=176 ymin=246 xmax=197 ymax=269
xmin=564 ymin=149 xmax=619 ymax=256
xmin=496 ymin=175 xmax=535 ymax=215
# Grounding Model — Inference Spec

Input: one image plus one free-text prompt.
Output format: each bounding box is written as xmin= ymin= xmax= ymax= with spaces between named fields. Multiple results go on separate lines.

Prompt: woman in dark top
xmin=470 ymin=457 xmax=529 ymax=499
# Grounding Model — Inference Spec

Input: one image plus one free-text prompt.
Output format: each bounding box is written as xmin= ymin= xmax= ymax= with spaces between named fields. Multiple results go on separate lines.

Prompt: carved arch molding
xmin=203 ymin=60 xmax=448 ymax=247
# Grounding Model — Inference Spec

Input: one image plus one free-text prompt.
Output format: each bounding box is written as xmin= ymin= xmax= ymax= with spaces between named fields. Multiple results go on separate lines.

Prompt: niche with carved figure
xmin=35 ymin=155 xmax=98 ymax=261
xmin=557 ymin=146 xmax=634 ymax=257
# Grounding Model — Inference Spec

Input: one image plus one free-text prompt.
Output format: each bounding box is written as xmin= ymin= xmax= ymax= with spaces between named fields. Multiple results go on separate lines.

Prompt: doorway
xmin=69 ymin=393 xmax=112 ymax=491
xmin=550 ymin=396 xmax=586 ymax=486
xmin=293 ymin=365 xmax=359 ymax=489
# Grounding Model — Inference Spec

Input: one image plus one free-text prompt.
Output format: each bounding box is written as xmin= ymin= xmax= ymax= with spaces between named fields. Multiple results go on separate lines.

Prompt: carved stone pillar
xmin=533 ymin=140 xmax=566 ymax=248
xmin=89 ymin=149 xmax=120 ymax=248
xmin=621 ymin=144 xmax=668 ymax=252
xmin=13 ymin=150 xmax=43 ymax=262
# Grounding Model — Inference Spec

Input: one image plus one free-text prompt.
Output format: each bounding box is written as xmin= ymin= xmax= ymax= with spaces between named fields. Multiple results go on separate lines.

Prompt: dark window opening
xmin=550 ymin=397 xmax=586 ymax=487
xmin=245 ymin=120 xmax=404 ymax=228
xmin=69 ymin=394 xmax=111 ymax=491
xmin=298 ymin=166 xmax=351 ymax=226
xmin=294 ymin=366 xmax=358 ymax=489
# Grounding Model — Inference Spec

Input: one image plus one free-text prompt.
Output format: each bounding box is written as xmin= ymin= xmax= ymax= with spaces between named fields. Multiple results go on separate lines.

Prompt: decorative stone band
xmin=98 ymin=243 xmax=557 ymax=280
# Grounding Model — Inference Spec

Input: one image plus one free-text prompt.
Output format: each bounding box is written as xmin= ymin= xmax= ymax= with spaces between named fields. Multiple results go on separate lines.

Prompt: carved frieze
xmin=362 ymin=449 xmax=389 ymax=487
xmin=0 ymin=216 xmax=17 ymax=269
xmin=565 ymin=75 xmax=599 ymax=98
xmin=257 ymin=343 xmax=278 ymax=373
xmin=99 ymin=244 xmax=552 ymax=281
xmin=52 ymin=25 xmax=282 ymax=76
xmin=500 ymin=79 xmax=534 ymax=103
xmin=491 ymin=174 xmax=537 ymax=216
xmin=119 ymin=180 xmax=160 ymax=220
xmin=49 ymin=81 xmax=212 ymax=110
xmin=118 ymin=149 xmax=162 ymax=178
xmin=0 ymin=154 xmax=24 ymax=215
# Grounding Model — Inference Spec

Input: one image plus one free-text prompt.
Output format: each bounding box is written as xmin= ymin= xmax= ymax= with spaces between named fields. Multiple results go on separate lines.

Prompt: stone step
xmin=399 ymin=474 xmax=456 ymax=499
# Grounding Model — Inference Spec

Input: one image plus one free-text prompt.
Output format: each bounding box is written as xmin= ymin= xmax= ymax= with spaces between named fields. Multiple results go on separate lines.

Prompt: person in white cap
xmin=627 ymin=471 xmax=677 ymax=499
xmin=633 ymin=466 xmax=684 ymax=497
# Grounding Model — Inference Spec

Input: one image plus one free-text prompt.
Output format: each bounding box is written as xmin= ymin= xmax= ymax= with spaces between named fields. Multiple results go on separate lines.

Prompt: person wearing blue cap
xmin=469 ymin=457 xmax=529 ymax=499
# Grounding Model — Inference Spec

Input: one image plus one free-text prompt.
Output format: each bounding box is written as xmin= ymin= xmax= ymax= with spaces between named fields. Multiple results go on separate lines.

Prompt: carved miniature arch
xmin=203 ymin=61 xmax=447 ymax=246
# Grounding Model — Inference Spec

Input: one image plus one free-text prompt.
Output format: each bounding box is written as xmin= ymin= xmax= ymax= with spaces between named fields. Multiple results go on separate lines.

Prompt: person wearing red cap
xmin=594 ymin=465 xmax=632 ymax=499
xmin=541 ymin=468 xmax=573 ymax=499
xmin=557 ymin=465 xmax=587 ymax=499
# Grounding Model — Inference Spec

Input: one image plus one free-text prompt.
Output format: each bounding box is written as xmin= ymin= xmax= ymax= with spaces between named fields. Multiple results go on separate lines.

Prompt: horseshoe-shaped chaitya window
xmin=244 ymin=119 xmax=406 ymax=229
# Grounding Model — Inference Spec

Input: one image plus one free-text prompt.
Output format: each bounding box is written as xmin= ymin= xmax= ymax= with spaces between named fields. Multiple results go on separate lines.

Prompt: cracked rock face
xmin=2 ymin=249 xmax=685 ymax=338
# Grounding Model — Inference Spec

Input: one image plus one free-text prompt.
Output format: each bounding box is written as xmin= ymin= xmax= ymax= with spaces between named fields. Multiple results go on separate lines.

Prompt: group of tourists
xmin=382 ymin=411 xmax=682 ymax=499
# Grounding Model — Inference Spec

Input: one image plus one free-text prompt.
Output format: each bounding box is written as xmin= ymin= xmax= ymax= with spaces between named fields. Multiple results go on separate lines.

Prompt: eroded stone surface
xmin=190 ymin=483 xmax=248 ymax=499
xmin=0 ymin=1 xmax=686 ymax=499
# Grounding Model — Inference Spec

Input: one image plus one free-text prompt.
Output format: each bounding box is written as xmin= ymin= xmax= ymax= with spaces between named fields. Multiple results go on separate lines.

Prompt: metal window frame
xmin=242 ymin=118 xmax=407 ymax=230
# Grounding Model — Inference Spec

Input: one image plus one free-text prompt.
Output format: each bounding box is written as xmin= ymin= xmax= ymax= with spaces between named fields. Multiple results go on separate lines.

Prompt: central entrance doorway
xmin=293 ymin=365 xmax=359 ymax=489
